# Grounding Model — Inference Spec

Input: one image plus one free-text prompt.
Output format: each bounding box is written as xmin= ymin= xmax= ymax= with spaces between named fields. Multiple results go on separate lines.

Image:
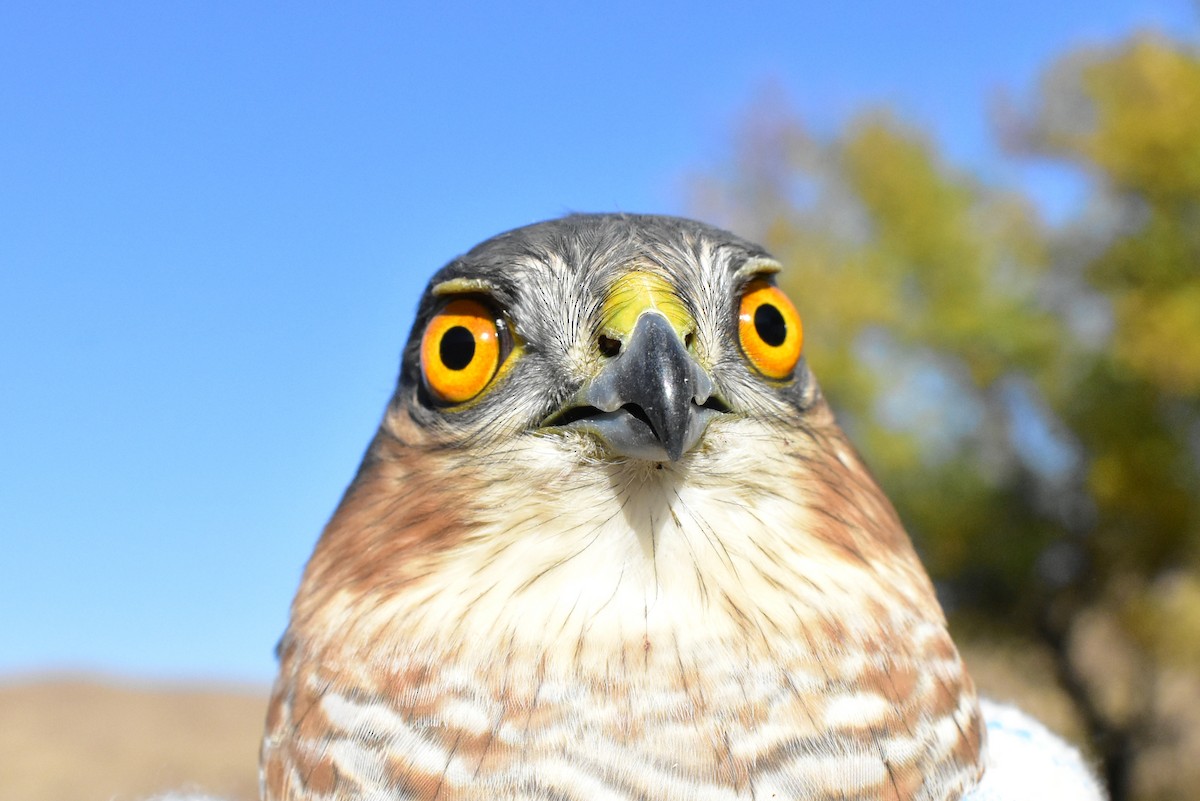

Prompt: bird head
xmin=396 ymin=213 xmax=817 ymax=466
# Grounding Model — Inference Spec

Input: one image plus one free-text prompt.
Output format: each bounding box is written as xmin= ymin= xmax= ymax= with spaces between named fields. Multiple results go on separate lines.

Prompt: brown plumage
xmin=262 ymin=214 xmax=984 ymax=800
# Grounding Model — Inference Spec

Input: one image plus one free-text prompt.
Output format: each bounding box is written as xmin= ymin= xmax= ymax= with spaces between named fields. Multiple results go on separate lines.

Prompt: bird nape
xmin=261 ymin=214 xmax=985 ymax=801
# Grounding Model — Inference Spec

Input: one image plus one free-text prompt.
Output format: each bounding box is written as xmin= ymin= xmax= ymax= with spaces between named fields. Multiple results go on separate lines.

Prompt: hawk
xmin=262 ymin=214 xmax=987 ymax=800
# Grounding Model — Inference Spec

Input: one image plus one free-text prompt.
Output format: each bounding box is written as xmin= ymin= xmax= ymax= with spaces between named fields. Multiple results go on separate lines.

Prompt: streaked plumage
xmin=261 ymin=214 xmax=985 ymax=800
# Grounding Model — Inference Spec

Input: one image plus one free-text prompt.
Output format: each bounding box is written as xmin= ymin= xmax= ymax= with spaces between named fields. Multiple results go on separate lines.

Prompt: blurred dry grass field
xmin=2 ymin=640 xmax=1195 ymax=801
xmin=0 ymin=675 xmax=265 ymax=801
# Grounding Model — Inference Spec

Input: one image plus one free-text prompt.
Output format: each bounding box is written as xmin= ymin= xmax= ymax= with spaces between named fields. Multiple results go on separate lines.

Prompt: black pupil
xmin=440 ymin=326 xmax=476 ymax=370
xmin=754 ymin=303 xmax=788 ymax=347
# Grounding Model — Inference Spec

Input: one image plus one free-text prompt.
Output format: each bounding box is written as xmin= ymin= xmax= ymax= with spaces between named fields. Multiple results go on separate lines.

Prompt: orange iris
xmin=420 ymin=299 xmax=503 ymax=404
xmin=737 ymin=280 xmax=803 ymax=379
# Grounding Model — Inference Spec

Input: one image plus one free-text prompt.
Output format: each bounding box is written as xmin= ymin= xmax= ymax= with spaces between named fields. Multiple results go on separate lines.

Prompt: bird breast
xmin=264 ymin=412 xmax=983 ymax=800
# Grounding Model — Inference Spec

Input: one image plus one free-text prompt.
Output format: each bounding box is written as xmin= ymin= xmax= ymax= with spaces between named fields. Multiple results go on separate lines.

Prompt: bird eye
xmin=737 ymin=279 xmax=803 ymax=379
xmin=420 ymin=298 xmax=505 ymax=404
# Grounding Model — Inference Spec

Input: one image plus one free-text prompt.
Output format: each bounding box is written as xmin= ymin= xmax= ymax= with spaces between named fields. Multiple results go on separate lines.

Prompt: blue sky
xmin=3 ymin=2 xmax=1197 ymax=685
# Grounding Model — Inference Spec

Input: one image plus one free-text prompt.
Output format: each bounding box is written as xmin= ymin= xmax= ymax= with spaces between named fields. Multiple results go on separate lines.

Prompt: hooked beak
xmin=544 ymin=311 xmax=728 ymax=461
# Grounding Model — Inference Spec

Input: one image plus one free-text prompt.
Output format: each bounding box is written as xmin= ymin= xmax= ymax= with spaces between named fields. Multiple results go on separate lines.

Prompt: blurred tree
xmin=694 ymin=33 xmax=1200 ymax=801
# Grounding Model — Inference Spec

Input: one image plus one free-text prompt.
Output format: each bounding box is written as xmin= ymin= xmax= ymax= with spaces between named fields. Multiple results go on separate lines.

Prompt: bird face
xmin=264 ymin=214 xmax=984 ymax=801
xmin=400 ymin=215 xmax=813 ymax=466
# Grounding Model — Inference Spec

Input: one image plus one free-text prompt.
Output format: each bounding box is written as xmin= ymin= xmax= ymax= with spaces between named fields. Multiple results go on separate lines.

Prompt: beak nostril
xmin=598 ymin=335 xmax=622 ymax=358
xmin=684 ymin=331 xmax=696 ymax=350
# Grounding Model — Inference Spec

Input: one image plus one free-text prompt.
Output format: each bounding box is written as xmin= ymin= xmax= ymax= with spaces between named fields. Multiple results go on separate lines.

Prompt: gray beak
xmin=546 ymin=312 xmax=727 ymax=461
